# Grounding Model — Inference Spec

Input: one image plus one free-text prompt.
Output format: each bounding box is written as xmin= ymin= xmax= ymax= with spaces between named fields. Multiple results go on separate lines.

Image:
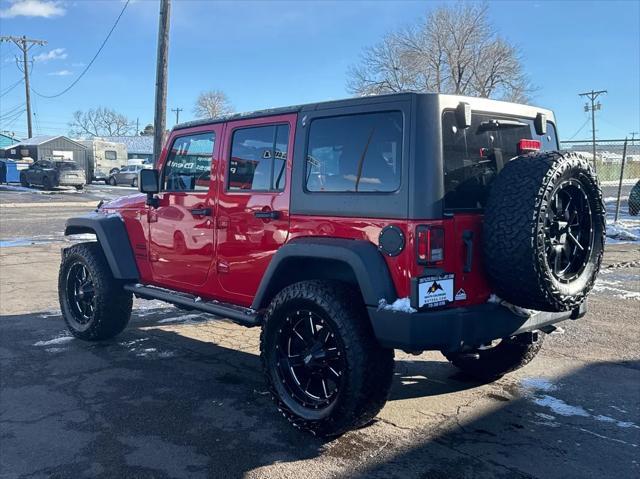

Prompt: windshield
xmin=56 ymin=162 xmax=80 ymax=171
xmin=442 ymin=110 xmax=558 ymax=210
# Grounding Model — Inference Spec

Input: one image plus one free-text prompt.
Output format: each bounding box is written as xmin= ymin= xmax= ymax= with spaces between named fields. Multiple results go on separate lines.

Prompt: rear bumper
xmin=368 ymin=302 xmax=586 ymax=353
xmin=59 ymin=177 xmax=85 ymax=186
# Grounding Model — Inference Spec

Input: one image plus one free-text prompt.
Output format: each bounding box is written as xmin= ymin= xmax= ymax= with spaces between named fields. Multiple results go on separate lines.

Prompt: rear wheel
xmin=42 ymin=176 xmax=52 ymax=190
xmin=20 ymin=174 xmax=29 ymax=187
xmin=58 ymin=242 xmax=132 ymax=341
xmin=445 ymin=332 xmax=544 ymax=381
xmin=261 ymin=281 xmax=394 ymax=437
xmin=75 ymin=185 xmax=84 ymax=191
xmin=132 ymin=177 xmax=138 ymax=187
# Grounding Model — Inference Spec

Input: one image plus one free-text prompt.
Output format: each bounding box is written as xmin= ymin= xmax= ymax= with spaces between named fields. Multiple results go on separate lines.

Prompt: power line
xmin=31 ymin=0 xmax=130 ymax=99
xmin=0 ymin=78 xmax=23 ymax=97
xmin=565 ymin=117 xmax=591 ymax=141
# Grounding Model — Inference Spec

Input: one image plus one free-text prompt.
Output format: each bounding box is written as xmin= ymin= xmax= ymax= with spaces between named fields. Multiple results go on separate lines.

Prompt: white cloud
xmin=0 ymin=1 xmax=65 ymax=19
xmin=47 ymin=69 xmax=72 ymax=76
xmin=34 ymin=48 xmax=67 ymax=62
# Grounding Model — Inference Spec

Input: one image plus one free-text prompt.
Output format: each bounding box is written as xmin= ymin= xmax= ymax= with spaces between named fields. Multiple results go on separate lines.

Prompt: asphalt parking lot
xmin=1 ymin=183 xmax=639 ymax=478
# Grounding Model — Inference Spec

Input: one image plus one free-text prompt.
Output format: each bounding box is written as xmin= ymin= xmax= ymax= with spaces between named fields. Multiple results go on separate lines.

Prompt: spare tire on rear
xmin=484 ymin=151 xmax=605 ymax=312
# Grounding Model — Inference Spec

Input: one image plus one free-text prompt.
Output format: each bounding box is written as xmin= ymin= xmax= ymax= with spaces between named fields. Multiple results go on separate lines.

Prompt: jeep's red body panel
xmin=104 ymin=94 xmax=542 ymax=311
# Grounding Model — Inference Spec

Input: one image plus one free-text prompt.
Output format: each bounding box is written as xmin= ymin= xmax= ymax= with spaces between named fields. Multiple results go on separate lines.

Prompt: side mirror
xmin=455 ymin=102 xmax=471 ymax=129
xmin=534 ymin=113 xmax=547 ymax=136
xmin=139 ymin=168 xmax=160 ymax=207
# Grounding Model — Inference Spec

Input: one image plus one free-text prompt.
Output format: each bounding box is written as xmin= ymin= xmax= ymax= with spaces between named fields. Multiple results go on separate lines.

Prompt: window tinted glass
xmin=442 ymin=111 xmax=558 ymax=210
xmin=105 ymin=150 xmax=117 ymax=161
xmin=162 ymin=132 xmax=215 ymax=192
xmin=228 ymin=124 xmax=289 ymax=191
xmin=57 ymin=162 xmax=77 ymax=170
xmin=306 ymin=111 xmax=402 ymax=193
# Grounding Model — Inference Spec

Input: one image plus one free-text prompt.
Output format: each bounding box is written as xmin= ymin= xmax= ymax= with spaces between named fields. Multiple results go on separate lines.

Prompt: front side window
xmin=228 ymin=124 xmax=289 ymax=191
xmin=105 ymin=150 xmax=117 ymax=161
xmin=162 ymin=132 xmax=215 ymax=192
xmin=305 ymin=111 xmax=403 ymax=193
xmin=442 ymin=111 xmax=559 ymax=210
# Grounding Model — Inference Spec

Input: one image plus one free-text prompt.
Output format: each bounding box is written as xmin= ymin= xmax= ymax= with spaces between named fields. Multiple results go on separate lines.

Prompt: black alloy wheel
xmin=544 ymin=179 xmax=594 ymax=283
xmin=65 ymin=262 xmax=95 ymax=327
xmin=275 ymin=309 xmax=346 ymax=411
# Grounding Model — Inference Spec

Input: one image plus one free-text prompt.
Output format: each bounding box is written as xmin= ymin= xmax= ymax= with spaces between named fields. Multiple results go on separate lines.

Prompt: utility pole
xmin=629 ymin=132 xmax=638 ymax=146
xmin=136 ymin=118 xmax=140 ymax=136
xmin=0 ymin=35 xmax=47 ymax=138
xmin=153 ymin=0 xmax=171 ymax=166
xmin=579 ymin=89 xmax=607 ymax=174
xmin=171 ymin=107 xmax=183 ymax=125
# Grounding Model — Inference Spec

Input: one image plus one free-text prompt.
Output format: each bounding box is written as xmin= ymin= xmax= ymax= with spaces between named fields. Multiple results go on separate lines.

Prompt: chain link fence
xmin=560 ymin=139 xmax=639 ymax=241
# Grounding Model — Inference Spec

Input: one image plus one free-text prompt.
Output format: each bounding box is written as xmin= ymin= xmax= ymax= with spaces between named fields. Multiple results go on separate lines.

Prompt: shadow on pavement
xmin=1 ymin=310 xmax=638 ymax=478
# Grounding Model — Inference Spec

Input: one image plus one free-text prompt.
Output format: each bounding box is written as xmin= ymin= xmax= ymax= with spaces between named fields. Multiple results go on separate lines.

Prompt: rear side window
xmin=305 ymin=111 xmax=402 ymax=193
xmin=228 ymin=124 xmax=289 ymax=191
xmin=162 ymin=132 xmax=215 ymax=192
xmin=442 ymin=111 xmax=558 ymax=210
xmin=105 ymin=150 xmax=117 ymax=161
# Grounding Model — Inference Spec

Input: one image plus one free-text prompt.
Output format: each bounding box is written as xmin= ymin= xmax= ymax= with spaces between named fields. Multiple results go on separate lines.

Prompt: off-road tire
xmin=58 ymin=242 xmax=132 ymax=341
xmin=445 ymin=333 xmax=545 ymax=381
xmin=261 ymin=280 xmax=395 ymax=437
xmin=484 ymin=151 xmax=605 ymax=311
xmin=20 ymin=174 xmax=29 ymax=187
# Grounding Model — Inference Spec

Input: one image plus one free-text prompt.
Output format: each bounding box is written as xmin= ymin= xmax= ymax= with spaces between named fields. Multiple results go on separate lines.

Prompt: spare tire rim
xmin=544 ymin=179 xmax=594 ymax=282
xmin=66 ymin=263 xmax=95 ymax=324
xmin=275 ymin=309 xmax=346 ymax=410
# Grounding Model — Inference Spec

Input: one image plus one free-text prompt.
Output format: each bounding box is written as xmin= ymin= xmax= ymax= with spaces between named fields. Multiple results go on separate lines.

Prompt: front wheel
xmin=131 ymin=177 xmax=138 ymax=187
xmin=444 ymin=332 xmax=545 ymax=382
xmin=108 ymin=177 xmax=117 ymax=186
xmin=261 ymin=281 xmax=395 ymax=437
xmin=42 ymin=176 xmax=52 ymax=190
xmin=58 ymin=242 xmax=132 ymax=341
xmin=75 ymin=185 xmax=84 ymax=191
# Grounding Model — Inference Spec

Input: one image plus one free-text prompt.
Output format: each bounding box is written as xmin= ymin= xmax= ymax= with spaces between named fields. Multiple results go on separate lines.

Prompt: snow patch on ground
xmin=157 ymin=314 xmax=203 ymax=324
xmin=521 ymin=378 xmax=639 ymax=430
xmin=520 ymin=377 xmax=557 ymax=392
xmin=378 ymin=297 xmax=416 ymax=313
xmin=604 ymin=195 xmax=640 ymax=244
xmin=34 ymin=336 xmax=73 ymax=346
xmin=592 ymin=278 xmax=640 ymax=301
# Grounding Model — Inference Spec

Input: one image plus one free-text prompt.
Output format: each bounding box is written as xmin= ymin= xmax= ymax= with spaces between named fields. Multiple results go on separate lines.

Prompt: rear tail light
xmin=518 ymin=139 xmax=541 ymax=154
xmin=416 ymin=225 xmax=445 ymax=265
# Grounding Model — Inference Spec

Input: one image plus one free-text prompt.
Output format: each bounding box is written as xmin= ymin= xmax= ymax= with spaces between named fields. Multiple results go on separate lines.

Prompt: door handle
xmin=190 ymin=207 xmax=212 ymax=216
xmin=254 ymin=210 xmax=280 ymax=220
xmin=463 ymin=230 xmax=474 ymax=273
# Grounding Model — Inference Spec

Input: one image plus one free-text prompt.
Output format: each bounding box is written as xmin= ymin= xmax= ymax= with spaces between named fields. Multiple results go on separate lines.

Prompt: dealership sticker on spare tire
xmin=412 ymin=274 xmax=454 ymax=309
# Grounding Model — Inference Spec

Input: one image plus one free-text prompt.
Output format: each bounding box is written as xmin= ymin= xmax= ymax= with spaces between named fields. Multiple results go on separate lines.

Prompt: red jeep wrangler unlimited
xmin=59 ymin=93 xmax=605 ymax=436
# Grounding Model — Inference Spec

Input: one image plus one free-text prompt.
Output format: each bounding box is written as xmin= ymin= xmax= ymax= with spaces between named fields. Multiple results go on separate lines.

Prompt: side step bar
xmin=125 ymin=284 xmax=261 ymax=327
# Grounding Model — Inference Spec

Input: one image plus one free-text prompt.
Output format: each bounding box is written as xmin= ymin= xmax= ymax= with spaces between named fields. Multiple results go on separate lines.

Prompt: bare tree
xmin=69 ymin=107 xmax=135 ymax=138
xmin=193 ymin=90 xmax=234 ymax=119
xmin=347 ymin=4 xmax=534 ymax=102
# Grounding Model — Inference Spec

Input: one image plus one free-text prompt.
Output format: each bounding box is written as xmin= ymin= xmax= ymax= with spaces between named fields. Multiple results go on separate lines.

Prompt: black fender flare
xmin=251 ymin=237 xmax=397 ymax=310
xmin=64 ymin=213 xmax=139 ymax=280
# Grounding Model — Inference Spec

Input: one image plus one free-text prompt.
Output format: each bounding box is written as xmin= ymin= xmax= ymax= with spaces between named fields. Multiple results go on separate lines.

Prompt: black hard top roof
xmin=173 ymin=92 xmax=420 ymax=131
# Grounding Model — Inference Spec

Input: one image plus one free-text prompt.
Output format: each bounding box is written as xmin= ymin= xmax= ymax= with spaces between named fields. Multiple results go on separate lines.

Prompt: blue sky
xmin=0 ymin=0 xmax=638 ymax=140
